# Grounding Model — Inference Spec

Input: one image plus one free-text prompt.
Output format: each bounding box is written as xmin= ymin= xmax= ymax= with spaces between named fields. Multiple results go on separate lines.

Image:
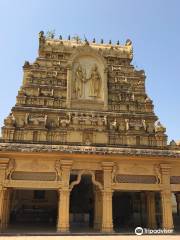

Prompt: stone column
xmin=146 ymin=191 xmax=156 ymax=229
xmin=94 ymin=188 xmax=102 ymax=230
xmin=0 ymin=188 xmax=10 ymax=232
xmin=0 ymin=187 xmax=5 ymax=232
xmin=3 ymin=189 xmax=11 ymax=230
xmin=57 ymin=188 xmax=70 ymax=232
xmin=56 ymin=160 xmax=72 ymax=232
xmin=160 ymin=164 xmax=174 ymax=229
xmin=102 ymin=190 xmax=113 ymax=232
xmin=101 ymin=162 xmax=114 ymax=232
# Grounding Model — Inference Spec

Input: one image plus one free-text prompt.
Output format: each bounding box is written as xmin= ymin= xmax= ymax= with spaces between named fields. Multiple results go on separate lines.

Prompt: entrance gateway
xmin=0 ymin=32 xmax=180 ymax=233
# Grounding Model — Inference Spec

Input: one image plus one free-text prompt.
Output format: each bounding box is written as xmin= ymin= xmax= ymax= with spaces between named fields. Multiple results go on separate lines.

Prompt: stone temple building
xmin=0 ymin=32 xmax=180 ymax=233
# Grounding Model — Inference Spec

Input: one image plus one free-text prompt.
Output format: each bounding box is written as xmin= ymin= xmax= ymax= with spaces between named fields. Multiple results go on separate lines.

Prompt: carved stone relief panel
xmin=72 ymin=56 xmax=103 ymax=100
xmin=67 ymin=48 xmax=108 ymax=110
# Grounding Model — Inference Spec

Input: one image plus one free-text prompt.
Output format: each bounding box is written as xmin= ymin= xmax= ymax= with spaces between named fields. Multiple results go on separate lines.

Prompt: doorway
xmin=70 ymin=175 xmax=95 ymax=232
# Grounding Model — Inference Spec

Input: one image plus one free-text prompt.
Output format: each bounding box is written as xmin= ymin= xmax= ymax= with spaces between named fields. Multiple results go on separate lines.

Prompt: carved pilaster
xmin=102 ymin=162 xmax=114 ymax=189
xmin=160 ymin=164 xmax=173 ymax=229
xmin=57 ymin=160 xmax=72 ymax=232
xmin=101 ymin=162 xmax=114 ymax=232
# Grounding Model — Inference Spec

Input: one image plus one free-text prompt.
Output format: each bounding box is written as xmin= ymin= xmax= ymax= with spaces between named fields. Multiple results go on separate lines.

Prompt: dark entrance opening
xmin=113 ymin=191 xmax=162 ymax=232
xmin=70 ymin=175 xmax=94 ymax=232
xmin=8 ymin=189 xmax=58 ymax=233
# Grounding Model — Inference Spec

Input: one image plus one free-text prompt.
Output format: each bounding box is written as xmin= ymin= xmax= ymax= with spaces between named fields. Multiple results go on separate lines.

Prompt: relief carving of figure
xmin=88 ymin=64 xmax=101 ymax=98
xmin=125 ymin=119 xmax=129 ymax=131
xmin=110 ymin=119 xmax=117 ymax=130
xmin=55 ymin=160 xmax=62 ymax=181
xmin=73 ymin=63 xmax=102 ymax=99
xmin=142 ymin=119 xmax=147 ymax=131
xmin=73 ymin=64 xmax=86 ymax=98
xmin=6 ymin=159 xmax=16 ymax=180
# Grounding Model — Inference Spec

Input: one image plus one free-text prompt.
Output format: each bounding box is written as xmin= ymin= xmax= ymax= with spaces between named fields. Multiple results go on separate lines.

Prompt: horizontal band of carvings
xmin=115 ymin=174 xmax=156 ymax=184
xmin=0 ymin=143 xmax=180 ymax=157
xmin=170 ymin=176 xmax=180 ymax=184
xmin=12 ymin=171 xmax=56 ymax=181
xmin=4 ymin=180 xmax=61 ymax=189
xmin=113 ymin=183 xmax=161 ymax=191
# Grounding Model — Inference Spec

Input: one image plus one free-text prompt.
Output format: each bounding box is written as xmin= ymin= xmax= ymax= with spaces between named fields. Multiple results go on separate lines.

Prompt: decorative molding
xmin=1 ymin=143 xmax=180 ymax=157
xmin=115 ymin=174 xmax=156 ymax=184
xmin=11 ymin=171 xmax=56 ymax=181
xmin=69 ymin=170 xmax=103 ymax=191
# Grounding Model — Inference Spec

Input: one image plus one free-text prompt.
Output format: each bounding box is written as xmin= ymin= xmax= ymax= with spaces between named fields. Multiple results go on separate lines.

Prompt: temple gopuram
xmin=0 ymin=32 xmax=180 ymax=234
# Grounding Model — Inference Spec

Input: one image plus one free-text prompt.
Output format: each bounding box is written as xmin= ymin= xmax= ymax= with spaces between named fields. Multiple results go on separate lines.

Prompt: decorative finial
xmin=117 ymin=40 xmax=120 ymax=45
xmin=101 ymin=39 xmax=104 ymax=44
xmin=59 ymin=35 xmax=62 ymax=40
xmin=93 ymin=38 xmax=96 ymax=43
xmin=68 ymin=35 xmax=71 ymax=40
xmin=39 ymin=31 xmax=44 ymax=38
xmin=46 ymin=30 xmax=55 ymax=39
xmin=23 ymin=61 xmax=30 ymax=68
xmin=84 ymin=38 xmax=89 ymax=45
xmin=125 ymin=39 xmax=132 ymax=46
xmin=109 ymin=40 xmax=112 ymax=44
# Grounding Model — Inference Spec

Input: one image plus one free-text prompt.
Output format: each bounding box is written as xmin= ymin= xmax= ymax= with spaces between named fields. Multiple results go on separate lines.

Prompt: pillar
xmin=146 ymin=191 xmax=156 ymax=228
xmin=101 ymin=162 xmax=114 ymax=232
xmin=0 ymin=188 xmax=10 ymax=232
xmin=94 ymin=188 xmax=102 ymax=230
xmin=57 ymin=188 xmax=70 ymax=232
xmin=160 ymin=164 xmax=174 ymax=229
xmin=102 ymin=190 xmax=113 ymax=232
xmin=0 ymin=187 xmax=5 ymax=232
xmin=56 ymin=160 xmax=72 ymax=232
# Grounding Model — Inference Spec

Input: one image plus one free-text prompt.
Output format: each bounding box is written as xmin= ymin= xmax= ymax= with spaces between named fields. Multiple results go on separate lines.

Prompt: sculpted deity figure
xmin=73 ymin=64 xmax=86 ymax=98
xmin=88 ymin=64 xmax=101 ymax=98
xmin=142 ymin=119 xmax=147 ymax=131
xmin=125 ymin=119 xmax=129 ymax=131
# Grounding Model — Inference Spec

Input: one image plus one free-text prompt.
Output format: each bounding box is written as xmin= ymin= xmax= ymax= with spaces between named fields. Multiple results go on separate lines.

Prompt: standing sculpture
xmin=73 ymin=63 xmax=101 ymax=99
xmin=88 ymin=64 xmax=101 ymax=98
xmin=73 ymin=64 xmax=86 ymax=98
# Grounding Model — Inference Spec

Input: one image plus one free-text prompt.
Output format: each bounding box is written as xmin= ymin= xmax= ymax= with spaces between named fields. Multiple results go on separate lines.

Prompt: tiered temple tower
xmin=1 ymin=32 xmax=167 ymax=148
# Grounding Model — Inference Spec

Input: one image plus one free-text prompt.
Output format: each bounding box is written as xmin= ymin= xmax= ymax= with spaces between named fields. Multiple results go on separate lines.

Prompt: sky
xmin=0 ymin=0 xmax=179 ymax=142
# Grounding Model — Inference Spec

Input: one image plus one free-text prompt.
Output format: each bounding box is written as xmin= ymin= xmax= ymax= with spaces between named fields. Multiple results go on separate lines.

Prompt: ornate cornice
xmin=0 ymin=143 xmax=180 ymax=157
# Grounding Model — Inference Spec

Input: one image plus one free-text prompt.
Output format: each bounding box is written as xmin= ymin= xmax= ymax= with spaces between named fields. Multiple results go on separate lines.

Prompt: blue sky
xmin=0 ymin=0 xmax=179 ymax=141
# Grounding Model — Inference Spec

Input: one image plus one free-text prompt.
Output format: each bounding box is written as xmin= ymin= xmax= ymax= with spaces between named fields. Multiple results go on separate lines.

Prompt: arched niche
xmin=66 ymin=45 xmax=108 ymax=110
